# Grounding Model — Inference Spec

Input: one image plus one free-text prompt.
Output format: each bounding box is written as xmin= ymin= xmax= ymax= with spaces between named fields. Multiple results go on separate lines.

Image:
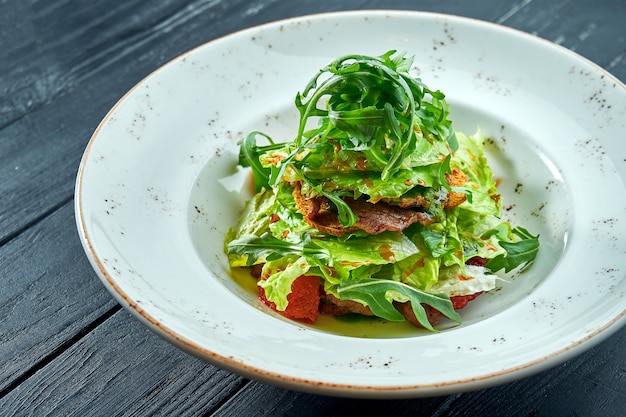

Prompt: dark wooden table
xmin=2 ymin=1 xmax=625 ymax=415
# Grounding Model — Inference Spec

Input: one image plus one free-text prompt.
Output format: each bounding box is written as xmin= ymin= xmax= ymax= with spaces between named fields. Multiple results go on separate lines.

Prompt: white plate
xmin=75 ymin=10 xmax=626 ymax=397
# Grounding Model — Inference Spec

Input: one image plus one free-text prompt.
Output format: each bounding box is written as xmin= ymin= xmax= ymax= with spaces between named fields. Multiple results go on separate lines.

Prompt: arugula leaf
xmin=291 ymin=165 xmax=360 ymax=228
xmin=315 ymin=231 xmax=420 ymax=266
xmin=328 ymin=106 xmax=385 ymax=141
xmin=438 ymin=153 xmax=452 ymax=190
xmin=337 ymin=278 xmax=461 ymax=331
xmin=238 ymin=131 xmax=285 ymax=192
xmin=486 ymin=227 xmax=540 ymax=273
xmin=319 ymin=190 xmax=360 ymax=227
xmin=258 ymin=51 xmax=459 ymax=221
xmin=292 ymin=51 xmax=454 ymax=181
xmin=227 ymin=233 xmax=329 ymax=266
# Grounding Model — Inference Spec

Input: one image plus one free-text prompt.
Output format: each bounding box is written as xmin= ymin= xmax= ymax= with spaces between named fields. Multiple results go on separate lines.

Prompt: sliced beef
xmin=348 ymin=198 xmax=434 ymax=234
xmin=291 ymin=166 xmax=469 ymax=237
xmin=320 ymin=293 xmax=374 ymax=317
xmin=292 ymin=182 xmax=433 ymax=237
xmin=393 ymin=301 xmax=444 ymax=328
xmin=292 ymin=185 xmax=359 ymax=236
xmin=394 ymin=292 xmax=483 ymax=328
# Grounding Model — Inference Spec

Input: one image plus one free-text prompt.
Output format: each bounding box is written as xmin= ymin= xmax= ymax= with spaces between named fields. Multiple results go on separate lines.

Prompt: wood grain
xmin=0 ymin=0 xmax=281 ymax=244
xmin=499 ymin=0 xmax=626 ymax=79
xmin=0 ymin=309 xmax=248 ymax=416
xmin=0 ymin=202 xmax=117 ymax=394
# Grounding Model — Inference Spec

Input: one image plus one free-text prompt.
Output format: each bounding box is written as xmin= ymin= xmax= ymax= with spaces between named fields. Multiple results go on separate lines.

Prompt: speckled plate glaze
xmin=75 ymin=10 xmax=626 ymax=397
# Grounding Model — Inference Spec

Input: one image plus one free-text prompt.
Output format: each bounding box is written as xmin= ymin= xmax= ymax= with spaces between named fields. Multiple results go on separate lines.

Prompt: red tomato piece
xmin=258 ymin=275 xmax=321 ymax=323
xmin=450 ymin=292 xmax=483 ymax=309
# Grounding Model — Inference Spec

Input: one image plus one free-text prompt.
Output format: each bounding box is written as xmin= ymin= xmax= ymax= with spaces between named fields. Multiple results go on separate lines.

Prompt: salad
xmin=225 ymin=51 xmax=539 ymax=331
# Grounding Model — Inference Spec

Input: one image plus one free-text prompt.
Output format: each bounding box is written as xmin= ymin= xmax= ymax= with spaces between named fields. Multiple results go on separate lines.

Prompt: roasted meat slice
xmin=346 ymin=198 xmax=434 ymax=235
xmin=394 ymin=292 xmax=482 ymax=328
xmin=292 ymin=182 xmax=433 ymax=237
xmin=320 ymin=293 xmax=374 ymax=317
xmin=393 ymin=301 xmax=444 ymax=328
xmin=291 ymin=166 xmax=469 ymax=237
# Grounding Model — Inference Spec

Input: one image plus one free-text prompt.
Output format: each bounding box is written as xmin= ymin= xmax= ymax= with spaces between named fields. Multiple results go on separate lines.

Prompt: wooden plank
xmin=213 ymin=381 xmax=451 ymax=417
xmin=0 ymin=0 xmax=225 ymax=129
xmin=499 ymin=0 xmax=626 ymax=79
xmin=429 ymin=327 xmax=626 ymax=417
xmin=0 ymin=202 xmax=118 ymax=393
xmin=0 ymin=0 xmax=287 ymax=244
xmin=0 ymin=309 xmax=249 ymax=416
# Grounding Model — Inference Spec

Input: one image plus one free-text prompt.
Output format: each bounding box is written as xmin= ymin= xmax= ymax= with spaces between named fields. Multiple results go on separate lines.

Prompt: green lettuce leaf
xmin=486 ymin=227 xmax=540 ymax=273
xmin=390 ymin=248 xmax=441 ymax=291
xmin=315 ymin=231 xmax=419 ymax=266
xmin=227 ymin=233 xmax=329 ymax=267
xmin=419 ymin=209 xmax=464 ymax=268
xmin=225 ymin=189 xmax=275 ymax=266
xmin=257 ymin=256 xmax=311 ymax=311
xmin=308 ymin=165 xmax=441 ymax=202
xmin=268 ymin=184 xmax=316 ymax=242
xmin=453 ymin=131 xmax=501 ymax=216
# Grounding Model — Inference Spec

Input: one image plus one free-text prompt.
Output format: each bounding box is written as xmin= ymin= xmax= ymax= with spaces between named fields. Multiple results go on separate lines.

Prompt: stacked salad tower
xmin=225 ymin=51 xmax=539 ymax=331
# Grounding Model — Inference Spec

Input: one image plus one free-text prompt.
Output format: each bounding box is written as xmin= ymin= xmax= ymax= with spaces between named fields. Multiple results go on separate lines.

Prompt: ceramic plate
xmin=75 ymin=10 xmax=626 ymax=397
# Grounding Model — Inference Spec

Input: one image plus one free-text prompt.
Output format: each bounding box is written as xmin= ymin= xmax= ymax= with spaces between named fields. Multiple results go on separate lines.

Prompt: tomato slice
xmin=258 ymin=275 xmax=321 ymax=323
